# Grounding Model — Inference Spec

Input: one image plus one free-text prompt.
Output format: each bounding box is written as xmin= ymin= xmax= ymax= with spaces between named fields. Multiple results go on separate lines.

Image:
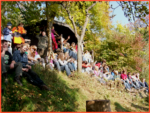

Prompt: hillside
xmin=2 ymin=64 xmax=149 ymax=112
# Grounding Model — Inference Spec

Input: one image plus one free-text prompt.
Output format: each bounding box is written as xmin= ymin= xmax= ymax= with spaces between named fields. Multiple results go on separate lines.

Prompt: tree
xmin=60 ymin=1 xmax=98 ymax=72
xmin=59 ymin=1 xmax=111 ymax=72
xmin=1 ymin=1 xmax=24 ymax=29
xmin=45 ymin=2 xmax=60 ymax=55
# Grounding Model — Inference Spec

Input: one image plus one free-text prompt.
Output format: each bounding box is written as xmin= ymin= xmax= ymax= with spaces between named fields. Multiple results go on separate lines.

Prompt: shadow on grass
xmin=114 ymin=102 xmax=130 ymax=112
xmin=2 ymin=65 xmax=80 ymax=112
xmin=131 ymin=103 xmax=149 ymax=111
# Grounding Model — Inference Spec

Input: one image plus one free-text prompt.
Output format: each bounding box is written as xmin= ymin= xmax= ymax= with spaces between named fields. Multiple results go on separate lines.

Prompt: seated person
xmin=58 ymin=36 xmax=70 ymax=49
xmin=82 ymin=61 xmax=93 ymax=75
xmin=93 ymin=66 xmax=100 ymax=77
xmin=102 ymin=70 xmax=112 ymax=80
xmin=131 ymin=73 xmax=143 ymax=89
xmin=64 ymin=51 xmax=75 ymax=72
xmin=103 ymin=63 xmax=109 ymax=72
xmin=127 ymin=72 xmax=139 ymax=89
xmin=141 ymin=78 xmax=149 ymax=93
xmin=64 ymin=43 xmax=77 ymax=60
xmin=62 ymin=36 xmax=70 ymax=45
xmin=12 ymin=43 xmax=50 ymax=90
xmin=1 ymin=40 xmax=22 ymax=85
xmin=46 ymin=52 xmax=56 ymax=70
xmin=83 ymin=50 xmax=91 ymax=63
xmin=113 ymin=70 xmax=120 ymax=80
xmin=70 ymin=42 xmax=77 ymax=53
xmin=136 ymin=73 xmax=145 ymax=88
xmin=58 ymin=53 xmax=74 ymax=77
xmin=27 ymin=45 xmax=45 ymax=67
xmin=120 ymin=70 xmax=132 ymax=91
xmin=111 ymin=70 xmax=115 ymax=77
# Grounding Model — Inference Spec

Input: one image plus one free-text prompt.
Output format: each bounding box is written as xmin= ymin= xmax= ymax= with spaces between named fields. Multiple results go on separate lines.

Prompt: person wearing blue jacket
xmin=2 ymin=22 xmax=13 ymax=54
xmin=2 ymin=22 xmax=12 ymax=42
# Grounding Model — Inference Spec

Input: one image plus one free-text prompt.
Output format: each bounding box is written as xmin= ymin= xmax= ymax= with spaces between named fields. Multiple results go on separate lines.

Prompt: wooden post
xmin=86 ymin=100 xmax=111 ymax=112
xmin=61 ymin=34 xmax=63 ymax=51
xmin=92 ymin=50 xmax=94 ymax=61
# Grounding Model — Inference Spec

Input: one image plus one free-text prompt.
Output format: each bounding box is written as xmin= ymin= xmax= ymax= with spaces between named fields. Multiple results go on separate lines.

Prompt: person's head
xmin=48 ymin=52 xmax=55 ymax=60
xmin=102 ymin=59 xmax=106 ymax=63
xmin=127 ymin=72 xmax=131 ymax=76
xmin=1 ymin=40 xmax=8 ymax=49
xmin=85 ymin=50 xmax=88 ymax=53
xmin=52 ymin=52 xmax=56 ymax=59
xmin=103 ymin=69 xmax=108 ymax=74
xmin=64 ymin=51 xmax=69 ymax=59
xmin=132 ymin=72 xmax=136 ymax=76
xmin=84 ymin=61 xmax=88 ymax=64
xmin=136 ymin=72 xmax=140 ymax=77
xmin=7 ymin=22 xmax=12 ymax=29
xmin=58 ymin=52 xmax=65 ymax=61
xmin=52 ymin=26 xmax=54 ymax=30
xmin=102 ymin=63 xmax=106 ymax=68
xmin=90 ymin=61 xmax=94 ymax=67
xmin=42 ymin=31 xmax=46 ymax=36
xmin=20 ymin=43 xmax=29 ymax=53
xmin=114 ymin=70 xmax=118 ymax=75
xmin=67 ymin=43 xmax=70 ymax=49
xmin=71 ymin=42 xmax=75 ymax=47
xmin=30 ymin=45 xmax=37 ymax=53
xmin=122 ymin=70 xmax=126 ymax=74
xmin=56 ymin=48 xmax=63 ymax=55
xmin=95 ymin=66 xmax=99 ymax=71
xmin=18 ymin=23 xmax=24 ymax=27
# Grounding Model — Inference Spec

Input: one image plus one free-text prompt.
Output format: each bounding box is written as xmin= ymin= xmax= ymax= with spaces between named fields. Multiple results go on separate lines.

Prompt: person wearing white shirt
xmin=58 ymin=53 xmax=73 ymax=77
xmin=131 ymin=73 xmax=141 ymax=89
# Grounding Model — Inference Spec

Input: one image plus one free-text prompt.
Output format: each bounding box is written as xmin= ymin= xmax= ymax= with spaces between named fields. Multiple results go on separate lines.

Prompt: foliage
xmin=1 ymin=1 xmax=61 ymax=27
xmin=95 ymin=23 xmax=148 ymax=79
xmin=1 ymin=1 xmax=24 ymax=29
xmin=59 ymin=1 xmax=111 ymax=36
xmin=116 ymin=1 xmax=149 ymax=22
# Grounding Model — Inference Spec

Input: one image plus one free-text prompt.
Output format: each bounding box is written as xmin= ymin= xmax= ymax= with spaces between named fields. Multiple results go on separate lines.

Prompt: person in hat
xmin=2 ymin=22 xmax=13 ymax=42
xmin=2 ymin=22 xmax=13 ymax=54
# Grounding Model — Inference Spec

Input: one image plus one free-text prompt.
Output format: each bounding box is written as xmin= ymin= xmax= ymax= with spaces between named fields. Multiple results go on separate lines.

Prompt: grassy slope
xmin=2 ymin=64 xmax=149 ymax=112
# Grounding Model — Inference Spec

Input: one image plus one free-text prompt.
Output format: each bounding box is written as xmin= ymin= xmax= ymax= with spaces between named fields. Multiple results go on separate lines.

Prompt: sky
xmin=109 ymin=1 xmax=132 ymax=26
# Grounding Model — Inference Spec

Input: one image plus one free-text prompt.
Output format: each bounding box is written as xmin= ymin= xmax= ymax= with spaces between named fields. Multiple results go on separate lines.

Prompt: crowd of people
xmin=1 ymin=22 xmax=149 ymax=93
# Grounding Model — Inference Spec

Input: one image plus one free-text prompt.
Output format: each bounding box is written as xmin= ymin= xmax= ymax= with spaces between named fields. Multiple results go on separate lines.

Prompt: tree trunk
xmin=44 ymin=1 xmax=55 ymax=60
xmin=77 ymin=40 xmax=82 ymax=73
xmin=61 ymin=34 xmax=63 ymax=51
xmin=47 ymin=18 xmax=53 ymax=53
xmin=86 ymin=100 xmax=111 ymax=112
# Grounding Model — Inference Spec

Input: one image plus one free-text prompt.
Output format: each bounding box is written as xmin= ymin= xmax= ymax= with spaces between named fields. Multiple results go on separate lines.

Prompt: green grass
xmin=1 ymin=64 xmax=149 ymax=112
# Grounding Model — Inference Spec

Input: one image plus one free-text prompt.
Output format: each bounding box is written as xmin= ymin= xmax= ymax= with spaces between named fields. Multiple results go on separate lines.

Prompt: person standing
xmin=51 ymin=26 xmax=59 ymax=51
xmin=2 ymin=22 xmax=13 ymax=54
xmin=12 ymin=23 xmax=26 ymax=53
xmin=36 ymin=31 xmax=48 ymax=57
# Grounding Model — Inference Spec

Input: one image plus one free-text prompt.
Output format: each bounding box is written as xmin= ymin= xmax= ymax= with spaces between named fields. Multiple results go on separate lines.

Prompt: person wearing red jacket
xmin=120 ymin=70 xmax=133 ymax=92
xmin=82 ymin=61 xmax=93 ymax=75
